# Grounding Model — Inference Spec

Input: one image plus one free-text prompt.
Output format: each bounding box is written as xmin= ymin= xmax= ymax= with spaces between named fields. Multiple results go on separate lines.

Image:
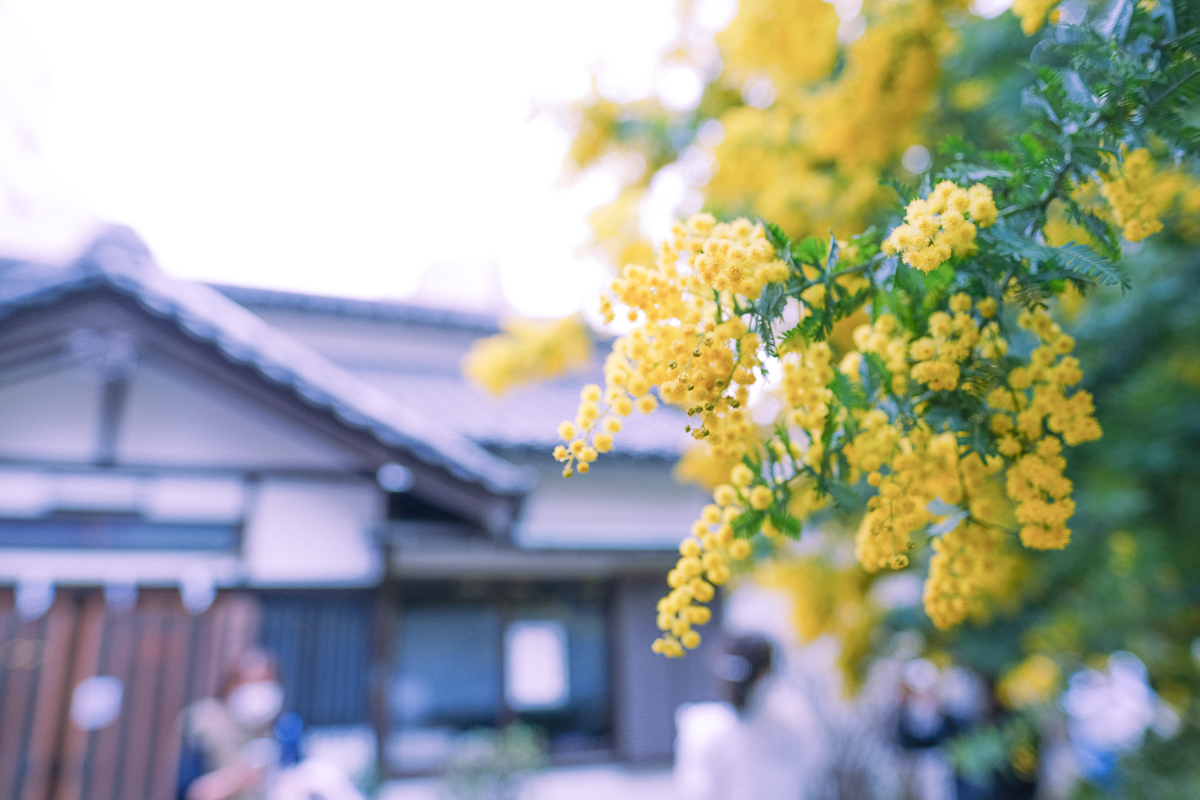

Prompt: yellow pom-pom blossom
xmin=1011 ymin=0 xmax=1059 ymax=35
xmin=749 ymin=485 xmax=774 ymax=510
xmin=854 ymin=426 xmax=959 ymax=571
xmin=841 ymin=299 xmax=1096 ymax=577
xmin=730 ymin=463 xmax=755 ymax=487
xmin=698 ymin=0 xmax=964 ymax=240
xmin=554 ymin=180 xmax=1104 ymax=656
xmin=529 ymin=0 xmax=1151 ymax=663
xmin=653 ymin=480 xmax=762 ymax=656
xmin=555 ymin=214 xmax=773 ymax=477
xmin=464 ymin=317 xmax=591 ymax=396
xmin=570 ymin=239 xmax=1105 ymax=653
xmin=1098 ymin=148 xmax=1176 ymax=242
xmin=987 ymin=309 xmax=1101 ymax=549
xmin=1057 ymin=149 xmax=1185 ymax=246
xmin=908 ymin=307 xmax=980 ymax=392
xmin=717 ymin=0 xmax=839 ymax=92
xmin=883 ymin=182 xmax=997 ymax=273
xmin=924 ymin=517 xmax=1020 ymax=629
xmin=997 ymin=654 xmax=1062 ymax=709
xmin=782 ymin=341 xmax=836 ymax=465
xmin=852 ymin=313 xmax=912 ymax=395
xmin=571 ymin=0 xmax=972 ymax=306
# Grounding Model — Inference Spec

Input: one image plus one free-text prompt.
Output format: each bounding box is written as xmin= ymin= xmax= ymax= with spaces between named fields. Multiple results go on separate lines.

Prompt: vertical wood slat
xmin=0 ymin=589 xmax=28 ymax=800
xmin=259 ymin=592 xmax=374 ymax=728
xmin=91 ymin=591 xmax=261 ymax=800
xmin=185 ymin=597 xmax=220 ymax=702
xmin=85 ymin=605 xmax=134 ymax=800
xmin=116 ymin=593 xmax=167 ymax=800
xmin=54 ymin=593 xmax=108 ymax=800
xmin=147 ymin=609 xmax=194 ymax=800
xmin=0 ymin=600 xmax=55 ymax=798
xmin=215 ymin=594 xmax=261 ymax=683
xmin=0 ymin=589 xmax=263 ymax=800
xmin=20 ymin=595 xmax=80 ymax=800
xmin=612 ymin=578 xmax=673 ymax=762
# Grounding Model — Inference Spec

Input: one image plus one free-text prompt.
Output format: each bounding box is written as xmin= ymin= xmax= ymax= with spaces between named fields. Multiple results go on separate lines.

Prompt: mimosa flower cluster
xmin=553 ymin=167 xmax=1119 ymax=653
xmin=511 ymin=0 xmax=1197 ymax=666
xmin=924 ymin=460 xmax=1022 ymax=630
xmin=554 ymin=215 xmax=775 ymax=480
xmin=1011 ymin=0 xmax=1060 ymax=35
xmin=561 ymin=0 xmax=969 ymax=297
xmin=882 ymin=182 xmax=997 ymax=272
xmin=1097 ymin=148 xmax=1176 ymax=243
xmin=989 ymin=309 xmax=1102 ymax=549
xmin=651 ymin=482 xmax=756 ymax=656
xmin=464 ymin=317 xmax=591 ymax=396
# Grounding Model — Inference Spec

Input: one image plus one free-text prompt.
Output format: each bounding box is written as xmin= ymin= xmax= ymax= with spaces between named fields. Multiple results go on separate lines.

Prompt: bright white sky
xmin=0 ymin=0 xmax=700 ymax=316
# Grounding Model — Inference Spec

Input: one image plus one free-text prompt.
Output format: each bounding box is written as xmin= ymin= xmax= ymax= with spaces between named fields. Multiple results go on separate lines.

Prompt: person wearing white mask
xmin=177 ymin=649 xmax=287 ymax=800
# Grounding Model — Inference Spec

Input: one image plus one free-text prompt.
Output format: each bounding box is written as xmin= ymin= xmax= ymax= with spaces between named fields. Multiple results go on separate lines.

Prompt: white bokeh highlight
xmin=504 ymin=620 xmax=570 ymax=710
xmin=0 ymin=0 xmax=689 ymax=317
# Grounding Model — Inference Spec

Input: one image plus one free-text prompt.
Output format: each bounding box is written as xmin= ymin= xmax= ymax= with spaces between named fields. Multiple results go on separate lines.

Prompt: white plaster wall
xmin=118 ymin=362 xmax=363 ymax=470
xmin=141 ymin=475 xmax=246 ymax=522
xmin=0 ymin=550 xmax=240 ymax=586
xmin=514 ymin=460 xmax=709 ymax=550
xmin=0 ymin=469 xmax=246 ymax=520
xmin=0 ymin=365 xmax=102 ymax=461
xmin=242 ymin=477 xmax=383 ymax=585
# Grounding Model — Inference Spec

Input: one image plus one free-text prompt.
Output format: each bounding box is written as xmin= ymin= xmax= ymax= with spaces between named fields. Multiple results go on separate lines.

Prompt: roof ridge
xmin=0 ymin=225 xmax=532 ymax=496
xmin=209 ymin=283 xmax=502 ymax=333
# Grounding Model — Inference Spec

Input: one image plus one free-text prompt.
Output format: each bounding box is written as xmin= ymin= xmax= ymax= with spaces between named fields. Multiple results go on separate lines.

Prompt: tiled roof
xmin=212 ymin=283 xmax=501 ymax=334
xmin=0 ymin=226 xmax=532 ymax=495
xmin=207 ymin=284 xmax=692 ymax=458
xmin=352 ymin=367 xmax=691 ymax=458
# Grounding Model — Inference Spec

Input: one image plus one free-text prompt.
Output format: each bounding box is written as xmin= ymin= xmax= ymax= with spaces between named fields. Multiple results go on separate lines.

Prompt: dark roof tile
xmin=352 ymin=368 xmax=690 ymax=458
xmin=0 ymin=226 xmax=532 ymax=496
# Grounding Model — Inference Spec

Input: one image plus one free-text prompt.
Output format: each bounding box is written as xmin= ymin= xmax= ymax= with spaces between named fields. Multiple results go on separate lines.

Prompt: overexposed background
xmin=0 ymin=0 xmax=739 ymax=316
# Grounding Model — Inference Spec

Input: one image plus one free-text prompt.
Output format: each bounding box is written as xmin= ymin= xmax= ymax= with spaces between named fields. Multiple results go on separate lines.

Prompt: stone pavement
xmin=377 ymin=763 xmax=679 ymax=800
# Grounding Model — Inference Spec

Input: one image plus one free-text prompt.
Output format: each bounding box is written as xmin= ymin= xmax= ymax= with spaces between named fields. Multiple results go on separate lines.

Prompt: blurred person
xmin=896 ymin=658 xmax=954 ymax=800
xmin=676 ymin=634 xmax=819 ymax=800
xmin=939 ymin=666 xmax=988 ymax=736
xmin=177 ymin=649 xmax=291 ymax=800
xmin=953 ymin=673 xmax=1038 ymax=800
xmin=897 ymin=658 xmax=950 ymax=750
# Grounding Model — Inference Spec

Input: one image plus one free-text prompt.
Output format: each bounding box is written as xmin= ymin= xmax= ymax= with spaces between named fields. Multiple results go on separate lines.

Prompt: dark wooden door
xmin=0 ymin=588 xmax=260 ymax=800
xmin=611 ymin=577 xmax=722 ymax=763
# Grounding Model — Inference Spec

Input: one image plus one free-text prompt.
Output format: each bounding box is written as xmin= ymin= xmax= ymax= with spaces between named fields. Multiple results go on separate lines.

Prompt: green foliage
xmin=727 ymin=2 xmax=1200 ymax=792
xmin=947 ymin=712 xmax=1038 ymax=785
xmin=443 ymin=723 xmax=547 ymax=800
xmin=823 ymin=5 xmax=1200 ymax=794
xmin=729 ymin=0 xmax=1199 ymax=526
xmin=575 ymin=0 xmax=1200 ymax=790
xmin=985 ymin=228 xmax=1128 ymax=289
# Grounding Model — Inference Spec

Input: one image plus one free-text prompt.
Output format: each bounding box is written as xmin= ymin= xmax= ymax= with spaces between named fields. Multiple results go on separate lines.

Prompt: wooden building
xmin=0 ymin=227 xmax=719 ymax=799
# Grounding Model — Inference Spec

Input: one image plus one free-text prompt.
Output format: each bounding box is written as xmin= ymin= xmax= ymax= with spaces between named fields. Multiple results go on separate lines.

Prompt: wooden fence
xmin=0 ymin=588 xmax=259 ymax=800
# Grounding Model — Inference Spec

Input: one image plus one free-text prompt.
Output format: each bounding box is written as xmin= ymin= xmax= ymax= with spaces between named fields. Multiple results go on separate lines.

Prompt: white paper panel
xmin=243 ymin=478 xmax=382 ymax=585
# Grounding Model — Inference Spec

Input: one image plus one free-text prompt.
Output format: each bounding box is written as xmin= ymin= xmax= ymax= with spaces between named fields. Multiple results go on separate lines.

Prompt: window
xmin=392 ymin=605 xmax=503 ymax=730
xmin=258 ymin=592 xmax=374 ymax=727
xmin=505 ymin=621 xmax=569 ymax=711
xmin=0 ymin=513 xmax=239 ymax=550
xmin=387 ymin=581 xmax=610 ymax=773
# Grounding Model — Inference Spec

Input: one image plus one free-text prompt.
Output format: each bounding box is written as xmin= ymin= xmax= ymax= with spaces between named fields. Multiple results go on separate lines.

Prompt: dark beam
xmin=93 ymin=332 xmax=138 ymax=467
